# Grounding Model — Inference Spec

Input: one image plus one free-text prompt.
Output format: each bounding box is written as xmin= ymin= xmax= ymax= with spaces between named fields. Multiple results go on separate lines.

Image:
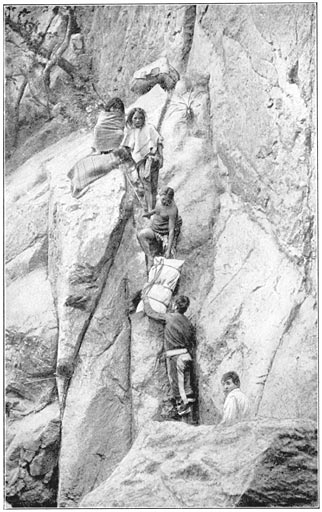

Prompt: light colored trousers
xmin=166 ymin=352 xmax=193 ymax=403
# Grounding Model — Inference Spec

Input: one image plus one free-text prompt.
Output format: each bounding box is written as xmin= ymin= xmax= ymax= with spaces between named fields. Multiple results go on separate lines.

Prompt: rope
xmin=142 ymin=259 xmax=181 ymax=299
xmin=123 ymin=168 xmax=145 ymax=209
xmin=145 ymin=295 xmax=168 ymax=307
xmin=142 ymin=259 xmax=165 ymax=297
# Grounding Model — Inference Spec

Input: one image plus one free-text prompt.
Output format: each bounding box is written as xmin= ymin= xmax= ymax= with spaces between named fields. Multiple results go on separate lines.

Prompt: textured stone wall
xmin=5 ymin=4 xmax=316 ymax=508
xmin=184 ymin=3 xmax=317 ymax=424
xmin=80 ymin=418 xmax=317 ymax=508
xmin=79 ymin=4 xmax=196 ymax=103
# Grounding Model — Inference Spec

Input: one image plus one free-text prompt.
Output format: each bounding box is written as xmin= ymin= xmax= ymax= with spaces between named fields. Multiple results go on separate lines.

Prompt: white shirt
xmin=220 ymin=388 xmax=249 ymax=426
xmin=121 ymin=123 xmax=163 ymax=164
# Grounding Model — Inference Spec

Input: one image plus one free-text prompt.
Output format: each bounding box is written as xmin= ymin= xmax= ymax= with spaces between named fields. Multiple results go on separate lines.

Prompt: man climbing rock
xmin=142 ymin=293 xmax=195 ymax=416
xmin=137 ymin=187 xmax=182 ymax=266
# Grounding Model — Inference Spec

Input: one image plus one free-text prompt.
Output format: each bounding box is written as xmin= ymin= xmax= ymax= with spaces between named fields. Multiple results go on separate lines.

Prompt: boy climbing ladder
xmin=142 ymin=293 xmax=196 ymax=416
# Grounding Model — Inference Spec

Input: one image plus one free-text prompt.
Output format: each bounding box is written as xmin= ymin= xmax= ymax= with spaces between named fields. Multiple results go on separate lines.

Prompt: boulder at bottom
xmin=6 ymin=402 xmax=60 ymax=508
xmin=80 ymin=418 xmax=317 ymax=508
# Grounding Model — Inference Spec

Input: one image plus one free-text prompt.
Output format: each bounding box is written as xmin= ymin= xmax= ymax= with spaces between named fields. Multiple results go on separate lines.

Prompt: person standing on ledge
xmin=121 ymin=107 xmax=163 ymax=211
xmin=142 ymin=294 xmax=196 ymax=416
xmin=219 ymin=371 xmax=249 ymax=426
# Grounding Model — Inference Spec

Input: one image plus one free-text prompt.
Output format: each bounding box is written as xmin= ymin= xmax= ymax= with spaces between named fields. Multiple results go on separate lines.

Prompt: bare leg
xmin=137 ymin=227 xmax=156 ymax=257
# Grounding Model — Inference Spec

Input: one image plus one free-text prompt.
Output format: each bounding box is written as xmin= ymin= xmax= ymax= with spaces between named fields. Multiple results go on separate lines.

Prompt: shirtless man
xmin=137 ymin=186 xmax=179 ymax=261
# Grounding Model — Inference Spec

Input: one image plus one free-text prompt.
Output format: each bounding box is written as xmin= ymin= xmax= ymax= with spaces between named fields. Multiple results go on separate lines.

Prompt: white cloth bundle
xmin=93 ymin=111 xmax=125 ymax=153
xmin=137 ymin=257 xmax=184 ymax=313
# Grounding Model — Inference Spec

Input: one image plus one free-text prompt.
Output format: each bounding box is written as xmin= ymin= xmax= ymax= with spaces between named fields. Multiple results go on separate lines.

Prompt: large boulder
xmin=130 ymin=57 xmax=180 ymax=95
xmin=6 ymin=268 xmax=58 ymax=416
xmin=45 ymin=132 xmax=133 ymax=403
xmin=5 ymin=145 xmax=60 ymax=416
xmin=57 ymin=219 xmax=146 ymax=508
xmin=6 ymin=403 xmax=60 ymax=508
xmin=5 ymin=148 xmax=50 ymax=269
xmin=130 ymin=313 xmax=172 ymax=437
xmin=80 ymin=418 xmax=317 ymax=508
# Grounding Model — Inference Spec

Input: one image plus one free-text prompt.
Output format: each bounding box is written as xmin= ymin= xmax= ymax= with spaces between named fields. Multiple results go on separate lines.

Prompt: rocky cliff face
xmin=80 ymin=418 xmax=317 ymax=508
xmin=5 ymin=4 xmax=316 ymax=508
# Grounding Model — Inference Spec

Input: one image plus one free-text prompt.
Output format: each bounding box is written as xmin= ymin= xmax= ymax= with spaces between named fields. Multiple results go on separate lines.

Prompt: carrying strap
xmin=142 ymin=259 xmax=165 ymax=297
xmin=142 ymin=259 xmax=182 ymax=308
xmin=123 ymin=168 xmax=145 ymax=209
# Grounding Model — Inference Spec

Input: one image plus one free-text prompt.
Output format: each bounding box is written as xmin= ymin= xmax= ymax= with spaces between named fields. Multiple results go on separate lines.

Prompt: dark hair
xmin=221 ymin=371 xmax=240 ymax=387
xmin=105 ymin=97 xmax=125 ymax=113
xmin=113 ymin=146 xmax=133 ymax=162
xmin=174 ymin=295 xmax=190 ymax=314
xmin=126 ymin=107 xmax=146 ymax=127
xmin=160 ymin=186 xmax=174 ymax=200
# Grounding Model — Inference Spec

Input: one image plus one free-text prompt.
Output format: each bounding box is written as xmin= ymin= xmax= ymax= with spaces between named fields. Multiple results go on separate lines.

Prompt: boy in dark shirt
xmin=142 ymin=294 xmax=195 ymax=416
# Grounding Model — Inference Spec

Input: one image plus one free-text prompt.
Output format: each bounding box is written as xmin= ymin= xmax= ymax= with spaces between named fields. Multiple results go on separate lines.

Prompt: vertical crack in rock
xmin=58 ymin=200 xmax=133 ymax=416
xmin=198 ymin=4 xmax=209 ymax=26
xmin=254 ymin=300 xmax=304 ymax=415
xmin=181 ymin=5 xmax=197 ymax=67
xmin=157 ymin=90 xmax=174 ymax=133
xmin=204 ymin=74 xmax=213 ymax=148
xmin=57 ymin=198 xmax=138 ymax=506
xmin=122 ymin=276 xmax=134 ymax=446
xmin=301 ymin=11 xmax=316 ymax=294
xmin=209 ymin=247 xmax=255 ymax=306
xmin=288 ymin=60 xmax=299 ymax=84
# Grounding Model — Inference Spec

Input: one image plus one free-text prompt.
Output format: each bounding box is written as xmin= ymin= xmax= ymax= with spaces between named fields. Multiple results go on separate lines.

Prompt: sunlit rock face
xmin=6 ymin=403 xmax=60 ymax=508
xmin=5 ymin=3 xmax=316 ymax=508
xmin=80 ymin=418 xmax=317 ymax=508
xmin=184 ymin=3 xmax=317 ymax=424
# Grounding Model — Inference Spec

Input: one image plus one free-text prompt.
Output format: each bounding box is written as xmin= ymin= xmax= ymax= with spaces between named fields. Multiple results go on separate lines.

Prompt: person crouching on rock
xmin=93 ymin=97 xmax=126 ymax=154
xmin=142 ymin=294 xmax=196 ymax=416
xmin=219 ymin=371 xmax=249 ymax=426
xmin=121 ymin=107 xmax=163 ymax=211
xmin=137 ymin=187 xmax=182 ymax=268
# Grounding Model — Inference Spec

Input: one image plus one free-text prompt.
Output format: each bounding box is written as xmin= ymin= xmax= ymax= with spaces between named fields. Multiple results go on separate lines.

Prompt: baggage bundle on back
xmin=68 ymin=152 xmax=121 ymax=198
xmin=137 ymin=256 xmax=184 ymax=313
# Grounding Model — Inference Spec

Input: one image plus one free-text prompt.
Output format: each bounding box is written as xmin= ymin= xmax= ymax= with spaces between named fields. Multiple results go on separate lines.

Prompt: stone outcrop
xmin=82 ymin=5 xmax=197 ymax=102
xmin=46 ymin=132 xmax=131 ymax=399
xmin=6 ymin=268 xmax=58 ymax=415
xmin=6 ymin=403 xmax=60 ymax=507
xmin=6 ymin=150 xmax=58 ymax=419
xmin=57 ymin=215 xmax=144 ymax=507
xmin=80 ymin=418 xmax=317 ymax=508
xmin=130 ymin=57 xmax=180 ymax=95
xmin=5 ymin=3 xmax=316 ymax=508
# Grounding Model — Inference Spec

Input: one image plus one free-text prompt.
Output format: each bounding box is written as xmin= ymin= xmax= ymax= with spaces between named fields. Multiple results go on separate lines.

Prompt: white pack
xmin=137 ymin=257 xmax=185 ymax=313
